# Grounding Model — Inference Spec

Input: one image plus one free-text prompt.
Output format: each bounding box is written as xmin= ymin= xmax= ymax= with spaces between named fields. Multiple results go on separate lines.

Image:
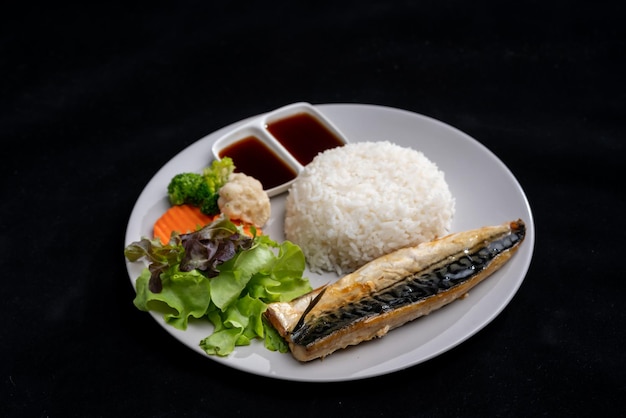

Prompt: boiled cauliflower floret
xmin=218 ymin=172 xmax=270 ymax=227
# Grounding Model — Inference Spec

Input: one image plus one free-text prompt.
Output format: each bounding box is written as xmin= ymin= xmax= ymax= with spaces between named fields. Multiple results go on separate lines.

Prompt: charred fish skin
xmin=265 ymin=219 xmax=526 ymax=362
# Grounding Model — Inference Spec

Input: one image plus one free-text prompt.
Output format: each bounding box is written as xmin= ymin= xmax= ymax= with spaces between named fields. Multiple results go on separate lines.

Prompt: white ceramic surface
xmin=125 ymin=103 xmax=535 ymax=382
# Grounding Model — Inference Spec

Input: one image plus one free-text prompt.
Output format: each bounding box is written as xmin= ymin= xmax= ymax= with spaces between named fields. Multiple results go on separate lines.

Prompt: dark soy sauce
xmin=266 ymin=112 xmax=344 ymax=165
xmin=218 ymin=136 xmax=297 ymax=190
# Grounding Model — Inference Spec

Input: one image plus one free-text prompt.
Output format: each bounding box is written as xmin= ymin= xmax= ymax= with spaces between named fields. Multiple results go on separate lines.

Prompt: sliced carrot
xmin=153 ymin=204 xmax=260 ymax=244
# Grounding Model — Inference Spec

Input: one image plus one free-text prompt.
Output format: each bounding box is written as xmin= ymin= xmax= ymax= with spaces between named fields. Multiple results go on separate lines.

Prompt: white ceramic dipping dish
xmin=212 ymin=102 xmax=349 ymax=196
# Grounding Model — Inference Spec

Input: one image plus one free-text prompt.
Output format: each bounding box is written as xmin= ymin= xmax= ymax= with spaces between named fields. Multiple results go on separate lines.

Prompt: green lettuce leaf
xmin=133 ymin=265 xmax=211 ymax=330
xmin=126 ymin=219 xmax=313 ymax=357
xmin=209 ymin=243 xmax=275 ymax=310
xmin=200 ymin=294 xmax=268 ymax=356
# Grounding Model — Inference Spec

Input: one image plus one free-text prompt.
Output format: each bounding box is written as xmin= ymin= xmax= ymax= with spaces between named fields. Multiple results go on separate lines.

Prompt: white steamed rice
xmin=284 ymin=141 xmax=455 ymax=275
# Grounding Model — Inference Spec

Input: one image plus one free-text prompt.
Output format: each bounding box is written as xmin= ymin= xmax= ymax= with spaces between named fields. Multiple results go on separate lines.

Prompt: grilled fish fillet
xmin=265 ymin=219 xmax=526 ymax=362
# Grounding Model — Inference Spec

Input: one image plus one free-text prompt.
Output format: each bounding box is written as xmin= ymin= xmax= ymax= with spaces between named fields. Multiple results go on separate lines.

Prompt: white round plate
xmin=125 ymin=103 xmax=535 ymax=382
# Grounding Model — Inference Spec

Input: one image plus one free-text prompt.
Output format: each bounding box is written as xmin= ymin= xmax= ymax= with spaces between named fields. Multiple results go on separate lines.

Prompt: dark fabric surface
xmin=2 ymin=1 xmax=624 ymax=417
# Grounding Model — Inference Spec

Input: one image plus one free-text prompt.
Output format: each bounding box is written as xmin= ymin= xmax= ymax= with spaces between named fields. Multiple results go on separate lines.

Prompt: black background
xmin=2 ymin=1 xmax=624 ymax=417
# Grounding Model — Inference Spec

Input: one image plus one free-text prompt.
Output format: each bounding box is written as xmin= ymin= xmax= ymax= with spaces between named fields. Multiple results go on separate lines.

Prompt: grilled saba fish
xmin=265 ymin=219 xmax=526 ymax=362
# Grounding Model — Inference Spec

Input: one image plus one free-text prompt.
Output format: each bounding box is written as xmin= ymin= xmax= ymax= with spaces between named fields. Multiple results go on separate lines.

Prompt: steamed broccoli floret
xmin=200 ymin=194 xmax=219 ymax=215
xmin=166 ymin=157 xmax=235 ymax=216
xmin=167 ymin=173 xmax=207 ymax=206
xmin=203 ymin=158 xmax=235 ymax=192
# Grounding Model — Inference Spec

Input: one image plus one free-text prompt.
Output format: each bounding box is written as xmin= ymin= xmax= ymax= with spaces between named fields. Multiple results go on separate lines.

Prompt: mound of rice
xmin=284 ymin=141 xmax=455 ymax=275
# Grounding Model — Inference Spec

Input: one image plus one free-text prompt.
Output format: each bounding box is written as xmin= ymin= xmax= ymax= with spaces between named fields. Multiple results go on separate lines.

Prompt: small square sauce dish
xmin=262 ymin=102 xmax=349 ymax=166
xmin=211 ymin=122 xmax=301 ymax=197
xmin=212 ymin=102 xmax=349 ymax=197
